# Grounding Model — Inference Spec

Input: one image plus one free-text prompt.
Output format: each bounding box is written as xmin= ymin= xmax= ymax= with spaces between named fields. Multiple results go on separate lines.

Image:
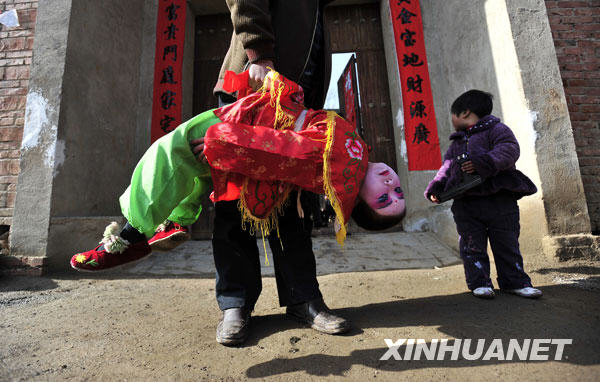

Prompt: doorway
xmin=191 ymin=3 xmax=397 ymax=237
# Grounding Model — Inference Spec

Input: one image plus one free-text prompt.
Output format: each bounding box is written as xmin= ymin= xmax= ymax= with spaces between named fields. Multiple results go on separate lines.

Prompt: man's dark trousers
xmin=212 ymin=190 xmax=322 ymax=310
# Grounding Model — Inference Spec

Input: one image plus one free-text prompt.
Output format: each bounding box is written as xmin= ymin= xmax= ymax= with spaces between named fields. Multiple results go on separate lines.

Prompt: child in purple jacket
xmin=425 ymin=90 xmax=541 ymax=299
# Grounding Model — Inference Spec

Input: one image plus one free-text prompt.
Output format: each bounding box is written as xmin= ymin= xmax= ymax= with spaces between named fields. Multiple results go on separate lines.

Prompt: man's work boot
xmin=286 ymin=298 xmax=350 ymax=334
xmin=216 ymin=307 xmax=251 ymax=346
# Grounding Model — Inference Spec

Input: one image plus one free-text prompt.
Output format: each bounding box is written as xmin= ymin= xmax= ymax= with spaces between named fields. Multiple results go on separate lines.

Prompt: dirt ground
xmin=1 ymin=258 xmax=599 ymax=381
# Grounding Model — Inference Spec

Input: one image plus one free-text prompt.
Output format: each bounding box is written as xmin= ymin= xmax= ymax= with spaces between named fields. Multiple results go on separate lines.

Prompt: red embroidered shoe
xmin=70 ymin=222 xmax=152 ymax=272
xmin=148 ymin=220 xmax=191 ymax=251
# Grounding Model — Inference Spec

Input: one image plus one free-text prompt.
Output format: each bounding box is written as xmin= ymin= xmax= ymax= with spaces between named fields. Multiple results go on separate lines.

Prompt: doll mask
xmin=359 ymin=162 xmax=406 ymax=217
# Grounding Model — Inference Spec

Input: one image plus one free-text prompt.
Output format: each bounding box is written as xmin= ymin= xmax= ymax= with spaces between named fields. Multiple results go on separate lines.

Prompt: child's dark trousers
xmin=451 ymin=192 xmax=532 ymax=290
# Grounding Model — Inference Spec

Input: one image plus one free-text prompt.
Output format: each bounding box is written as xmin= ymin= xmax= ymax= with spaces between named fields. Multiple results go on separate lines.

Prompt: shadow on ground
xmin=534 ymin=265 xmax=600 ymax=275
xmin=0 ymin=275 xmax=59 ymax=293
xmin=243 ymin=284 xmax=600 ymax=378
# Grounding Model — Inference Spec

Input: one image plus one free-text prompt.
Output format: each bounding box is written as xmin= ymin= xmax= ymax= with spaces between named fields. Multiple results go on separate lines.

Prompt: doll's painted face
xmin=359 ymin=162 xmax=406 ymax=217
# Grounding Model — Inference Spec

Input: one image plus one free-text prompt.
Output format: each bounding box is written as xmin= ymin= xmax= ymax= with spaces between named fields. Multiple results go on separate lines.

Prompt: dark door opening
xmin=191 ymin=3 xmax=397 ymax=237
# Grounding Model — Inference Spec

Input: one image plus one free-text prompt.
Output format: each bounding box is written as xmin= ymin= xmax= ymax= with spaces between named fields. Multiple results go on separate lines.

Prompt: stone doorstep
xmin=542 ymin=234 xmax=600 ymax=261
xmin=0 ymin=255 xmax=44 ymax=276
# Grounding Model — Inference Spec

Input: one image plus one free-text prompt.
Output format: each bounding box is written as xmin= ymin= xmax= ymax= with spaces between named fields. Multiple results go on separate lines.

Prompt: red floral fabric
xmin=207 ymin=71 xmax=368 ymax=245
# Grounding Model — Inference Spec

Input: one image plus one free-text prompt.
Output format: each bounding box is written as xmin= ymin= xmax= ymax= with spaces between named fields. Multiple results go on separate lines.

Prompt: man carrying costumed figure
xmin=70 ymin=70 xmax=406 ymax=338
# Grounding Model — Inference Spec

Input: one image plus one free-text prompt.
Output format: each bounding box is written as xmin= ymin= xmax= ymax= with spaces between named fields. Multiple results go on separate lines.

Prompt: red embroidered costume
xmin=206 ymin=71 xmax=368 ymax=245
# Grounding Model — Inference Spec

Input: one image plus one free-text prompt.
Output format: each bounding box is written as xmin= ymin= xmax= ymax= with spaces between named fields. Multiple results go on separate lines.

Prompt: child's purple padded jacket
xmin=425 ymin=115 xmax=537 ymax=200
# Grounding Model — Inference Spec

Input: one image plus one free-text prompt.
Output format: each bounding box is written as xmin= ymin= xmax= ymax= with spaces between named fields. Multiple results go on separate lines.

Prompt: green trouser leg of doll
xmin=119 ymin=109 xmax=221 ymax=238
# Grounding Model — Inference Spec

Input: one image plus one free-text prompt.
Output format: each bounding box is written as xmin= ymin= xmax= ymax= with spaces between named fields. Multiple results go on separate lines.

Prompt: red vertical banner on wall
xmin=337 ymin=56 xmax=362 ymax=136
xmin=389 ymin=0 xmax=441 ymax=171
xmin=151 ymin=0 xmax=187 ymax=143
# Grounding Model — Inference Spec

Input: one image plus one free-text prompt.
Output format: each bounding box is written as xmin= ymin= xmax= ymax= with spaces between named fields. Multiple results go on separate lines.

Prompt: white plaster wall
xmin=379 ymin=0 xmax=565 ymax=257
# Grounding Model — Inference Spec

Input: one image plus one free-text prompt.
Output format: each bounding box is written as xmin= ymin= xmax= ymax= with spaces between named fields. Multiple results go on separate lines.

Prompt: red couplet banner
xmin=389 ymin=0 xmax=441 ymax=171
xmin=151 ymin=0 xmax=187 ymax=143
xmin=339 ymin=56 xmax=361 ymax=135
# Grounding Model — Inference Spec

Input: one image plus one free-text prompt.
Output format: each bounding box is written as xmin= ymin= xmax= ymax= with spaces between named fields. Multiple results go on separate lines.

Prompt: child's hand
xmin=429 ymin=194 xmax=440 ymax=203
xmin=461 ymin=160 xmax=476 ymax=173
xmin=190 ymin=138 xmax=207 ymax=163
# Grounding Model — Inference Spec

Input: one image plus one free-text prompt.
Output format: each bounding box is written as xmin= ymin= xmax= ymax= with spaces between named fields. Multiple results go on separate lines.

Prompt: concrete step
xmin=122 ymin=231 xmax=461 ymax=277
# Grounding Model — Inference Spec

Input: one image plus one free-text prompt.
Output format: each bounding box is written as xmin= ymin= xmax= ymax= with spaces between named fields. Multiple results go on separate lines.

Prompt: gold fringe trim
xmin=237 ymin=179 xmax=292 ymax=265
xmin=321 ymin=111 xmax=347 ymax=247
xmin=256 ymin=71 xmax=297 ymax=131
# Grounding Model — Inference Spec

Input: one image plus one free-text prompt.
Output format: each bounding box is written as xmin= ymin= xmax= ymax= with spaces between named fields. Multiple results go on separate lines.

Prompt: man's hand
xmin=461 ymin=160 xmax=476 ymax=174
xmin=429 ymin=194 xmax=440 ymax=204
xmin=248 ymin=59 xmax=274 ymax=90
xmin=190 ymin=138 xmax=207 ymax=163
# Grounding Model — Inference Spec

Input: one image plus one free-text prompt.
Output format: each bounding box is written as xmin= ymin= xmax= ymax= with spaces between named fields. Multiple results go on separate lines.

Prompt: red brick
xmin=557 ymin=46 xmax=584 ymax=55
xmin=0 ymin=116 xmax=14 ymax=125
xmin=564 ymin=86 xmax=600 ymax=95
xmin=0 ymin=87 xmax=27 ymax=97
xmin=567 ymin=102 xmax=580 ymax=113
xmin=575 ymin=23 xmax=600 ymax=31
xmin=8 ymin=30 xmax=33 ymax=38
xmin=578 ymin=157 xmax=600 ymax=167
xmin=581 ymin=175 xmax=600 ymax=184
xmin=559 ymin=1 xmax=591 ymax=5
xmin=580 ymin=104 xmax=600 ymax=113
xmin=574 ymin=8 xmax=600 ymax=16
xmin=582 ymin=128 xmax=600 ymax=139
xmin=5 ymin=191 xmax=16 ymax=208
xmin=562 ymin=16 xmax=595 ymax=24
xmin=569 ymin=111 xmax=588 ymax=121
xmin=556 ymin=30 xmax=598 ymax=39
xmin=572 ymin=120 xmax=599 ymax=129
xmin=0 ymin=80 xmax=20 ymax=89
xmin=578 ymin=40 xmax=599 ymax=48
xmin=574 ymin=136 xmax=588 ymax=147
xmin=581 ymin=146 xmax=600 ymax=156
xmin=557 ymin=70 xmax=584 ymax=79
xmin=570 ymin=94 xmax=600 ymax=103
xmin=585 ymin=71 xmax=600 ymax=79
xmin=0 ymin=176 xmax=19 ymax=185
xmin=5 ymin=51 xmax=32 ymax=58
xmin=0 ymin=127 xmax=23 ymax=142
xmin=0 ymin=207 xmax=15 ymax=217
xmin=0 ymin=96 xmax=26 ymax=111
xmin=551 ymin=22 xmax=575 ymax=31
xmin=15 ymin=3 xmax=34 ymax=10
xmin=4 ymin=66 xmax=29 ymax=80
xmin=18 ymin=9 xmax=37 ymax=23
xmin=563 ymin=62 xmax=600 ymax=71
xmin=552 ymin=39 xmax=578 ymax=47
xmin=0 ymin=37 xmax=26 ymax=51
xmin=0 ymin=150 xmax=20 ymax=159
xmin=0 ymin=160 xmax=20 ymax=176
xmin=0 ymin=58 xmax=27 ymax=66
xmin=549 ymin=8 xmax=574 ymax=16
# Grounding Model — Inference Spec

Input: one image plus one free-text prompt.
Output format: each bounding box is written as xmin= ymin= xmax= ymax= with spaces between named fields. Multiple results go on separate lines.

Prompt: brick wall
xmin=546 ymin=0 xmax=600 ymax=233
xmin=0 ymin=1 xmax=37 ymax=228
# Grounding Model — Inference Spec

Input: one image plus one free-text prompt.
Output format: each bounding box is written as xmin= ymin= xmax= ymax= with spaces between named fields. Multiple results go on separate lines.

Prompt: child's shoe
xmin=148 ymin=220 xmax=191 ymax=251
xmin=70 ymin=222 xmax=151 ymax=272
xmin=506 ymin=287 xmax=542 ymax=299
xmin=472 ymin=287 xmax=495 ymax=299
